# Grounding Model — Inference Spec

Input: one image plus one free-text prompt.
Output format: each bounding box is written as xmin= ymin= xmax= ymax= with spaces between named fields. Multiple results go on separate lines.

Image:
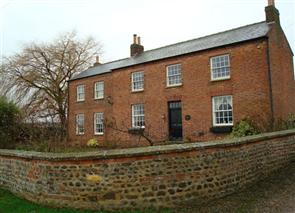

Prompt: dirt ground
xmin=177 ymin=162 xmax=295 ymax=213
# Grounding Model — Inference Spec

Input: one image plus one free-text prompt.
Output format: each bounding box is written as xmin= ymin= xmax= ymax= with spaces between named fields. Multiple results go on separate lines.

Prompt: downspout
xmin=266 ymin=39 xmax=275 ymax=125
xmin=66 ymin=80 xmax=70 ymax=142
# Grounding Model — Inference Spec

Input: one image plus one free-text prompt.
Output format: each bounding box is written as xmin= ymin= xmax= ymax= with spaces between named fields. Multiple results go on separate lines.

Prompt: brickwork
xmin=267 ymin=23 xmax=295 ymax=120
xmin=68 ymin=72 xmax=113 ymax=146
xmin=68 ymin=5 xmax=295 ymax=147
xmin=68 ymin=39 xmax=278 ymax=147
xmin=0 ymin=129 xmax=294 ymax=211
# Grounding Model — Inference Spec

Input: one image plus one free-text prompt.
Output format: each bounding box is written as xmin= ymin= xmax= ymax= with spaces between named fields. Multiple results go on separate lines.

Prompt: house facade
xmin=68 ymin=2 xmax=295 ymax=147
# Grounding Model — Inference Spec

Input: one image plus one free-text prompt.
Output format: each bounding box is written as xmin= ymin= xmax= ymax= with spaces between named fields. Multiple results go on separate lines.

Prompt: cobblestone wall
xmin=0 ymin=129 xmax=294 ymax=211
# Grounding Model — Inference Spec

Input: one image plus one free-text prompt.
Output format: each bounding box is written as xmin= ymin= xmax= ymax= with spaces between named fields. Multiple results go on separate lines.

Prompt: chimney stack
xmin=130 ymin=34 xmax=144 ymax=57
xmin=265 ymin=0 xmax=280 ymax=25
xmin=93 ymin=55 xmax=101 ymax=66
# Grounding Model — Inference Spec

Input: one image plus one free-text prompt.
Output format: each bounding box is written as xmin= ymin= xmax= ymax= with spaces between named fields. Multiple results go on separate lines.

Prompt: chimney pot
xmin=130 ymin=34 xmax=144 ymax=57
xmin=268 ymin=0 xmax=275 ymax=6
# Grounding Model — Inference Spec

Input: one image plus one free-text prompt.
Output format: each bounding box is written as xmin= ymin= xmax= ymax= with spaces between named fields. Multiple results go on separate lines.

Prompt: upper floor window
xmin=131 ymin=71 xmax=144 ymax=92
xmin=210 ymin=54 xmax=230 ymax=81
xmin=166 ymin=64 xmax=182 ymax=87
xmin=94 ymin=112 xmax=104 ymax=135
xmin=77 ymin=85 xmax=85 ymax=102
xmin=132 ymin=104 xmax=145 ymax=128
xmin=94 ymin=81 xmax=104 ymax=99
xmin=212 ymin=95 xmax=233 ymax=126
xmin=76 ymin=114 xmax=85 ymax=135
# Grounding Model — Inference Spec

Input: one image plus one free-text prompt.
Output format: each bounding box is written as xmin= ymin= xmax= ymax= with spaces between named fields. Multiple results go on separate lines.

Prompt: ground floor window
xmin=76 ymin=114 xmax=85 ymax=135
xmin=212 ymin=95 xmax=233 ymax=126
xmin=94 ymin=112 xmax=104 ymax=135
xmin=132 ymin=104 xmax=145 ymax=128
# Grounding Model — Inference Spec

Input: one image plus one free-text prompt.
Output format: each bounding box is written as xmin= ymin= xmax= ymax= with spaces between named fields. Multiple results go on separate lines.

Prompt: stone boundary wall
xmin=0 ymin=129 xmax=295 ymax=211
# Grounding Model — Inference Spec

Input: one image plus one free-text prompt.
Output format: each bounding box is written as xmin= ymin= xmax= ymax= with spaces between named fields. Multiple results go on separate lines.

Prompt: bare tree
xmin=0 ymin=31 xmax=102 ymax=132
xmin=105 ymin=116 xmax=155 ymax=146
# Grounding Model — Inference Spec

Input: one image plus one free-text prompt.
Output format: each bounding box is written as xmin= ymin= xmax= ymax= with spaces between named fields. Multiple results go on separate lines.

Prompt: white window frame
xmin=131 ymin=71 xmax=144 ymax=92
xmin=131 ymin=104 xmax=145 ymax=128
xmin=212 ymin=95 xmax=233 ymax=126
xmin=94 ymin=112 xmax=104 ymax=135
xmin=77 ymin=85 xmax=85 ymax=102
xmin=166 ymin=64 xmax=182 ymax=87
xmin=210 ymin=54 xmax=231 ymax=81
xmin=76 ymin=114 xmax=85 ymax=135
xmin=94 ymin=81 xmax=104 ymax=99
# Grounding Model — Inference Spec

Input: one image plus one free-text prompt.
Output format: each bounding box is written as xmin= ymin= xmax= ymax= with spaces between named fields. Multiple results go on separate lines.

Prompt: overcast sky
xmin=0 ymin=0 xmax=294 ymax=64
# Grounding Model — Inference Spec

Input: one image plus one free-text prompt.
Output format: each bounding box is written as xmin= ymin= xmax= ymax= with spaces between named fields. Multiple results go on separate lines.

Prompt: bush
xmin=231 ymin=118 xmax=261 ymax=138
xmin=273 ymin=113 xmax=295 ymax=131
xmin=0 ymin=97 xmax=21 ymax=148
xmin=282 ymin=113 xmax=295 ymax=130
xmin=87 ymin=138 xmax=98 ymax=147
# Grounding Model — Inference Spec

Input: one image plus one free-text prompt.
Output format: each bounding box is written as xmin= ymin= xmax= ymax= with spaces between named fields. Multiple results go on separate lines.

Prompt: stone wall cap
xmin=0 ymin=129 xmax=294 ymax=161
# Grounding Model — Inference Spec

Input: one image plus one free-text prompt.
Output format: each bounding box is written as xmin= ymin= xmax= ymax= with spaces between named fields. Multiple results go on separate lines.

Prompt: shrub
xmin=87 ymin=138 xmax=98 ymax=147
xmin=0 ymin=97 xmax=21 ymax=148
xmin=285 ymin=113 xmax=295 ymax=129
xmin=231 ymin=118 xmax=261 ymax=138
xmin=273 ymin=113 xmax=295 ymax=131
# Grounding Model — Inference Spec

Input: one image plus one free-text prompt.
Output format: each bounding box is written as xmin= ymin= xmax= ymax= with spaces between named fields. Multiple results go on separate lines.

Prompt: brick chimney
xmin=93 ymin=55 xmax=101 ymax=66
xmin=265 ymin=0 xmax=280 ymax=25
xmin=130 ymin=34 xmax=144 ymax=57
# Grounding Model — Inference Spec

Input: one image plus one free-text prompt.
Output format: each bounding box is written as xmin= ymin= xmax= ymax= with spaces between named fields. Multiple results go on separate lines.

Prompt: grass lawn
xmin=0 ymin=188 xmax=171 ymax=213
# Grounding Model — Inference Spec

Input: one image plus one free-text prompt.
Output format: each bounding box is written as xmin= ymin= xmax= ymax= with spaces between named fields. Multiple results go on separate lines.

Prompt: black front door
xmin=168 ymin=101 xmax=182 ymax=141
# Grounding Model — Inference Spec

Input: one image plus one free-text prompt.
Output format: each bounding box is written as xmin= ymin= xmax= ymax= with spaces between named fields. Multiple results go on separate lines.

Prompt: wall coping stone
xmin=0 ymin=129 xmax=294 ymax=161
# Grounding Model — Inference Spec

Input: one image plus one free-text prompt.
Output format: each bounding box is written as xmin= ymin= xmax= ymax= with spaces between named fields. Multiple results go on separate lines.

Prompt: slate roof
xmin=70 ymin=21 xmax=269 ymax=81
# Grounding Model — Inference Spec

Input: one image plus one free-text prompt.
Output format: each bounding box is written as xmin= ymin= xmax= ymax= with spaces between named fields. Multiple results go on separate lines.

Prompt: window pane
xmin=76 ymin=114 xmax=85 ymax=134
xmin=132 ymin=71 xmax=144 ymax=91
xmin=94 ymin=113 xmax=104 ymax=134
xmin=132 ymin=104 xmax=145 ymax=128
xmin=211 ymin=55 xmax=230 ymax=80
xmin=77 ymin=85 xmax=85 ymax=101
xmin=95 ymin=82 xmax=104 ymax=99
xmin=213 ymin=96 xmax=233 ymax=126
xmin=167 ymin=64 xmax=182 ymax=86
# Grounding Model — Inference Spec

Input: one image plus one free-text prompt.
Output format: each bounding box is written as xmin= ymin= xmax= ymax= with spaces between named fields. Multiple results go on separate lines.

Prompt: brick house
xmin=68 ymin=1 xmax=295 ymax=147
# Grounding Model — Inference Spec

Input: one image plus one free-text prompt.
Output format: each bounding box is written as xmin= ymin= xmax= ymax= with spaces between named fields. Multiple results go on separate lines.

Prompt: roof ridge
xmin=140 ymin=21 xmax=266 ymax=54
xmin=71 ymin=20 xmax=269 ymax=81
xmin=99 ymin=21 xmax=266 ymax=66
xmin=98 ymin=57 xmax=130 ymax=66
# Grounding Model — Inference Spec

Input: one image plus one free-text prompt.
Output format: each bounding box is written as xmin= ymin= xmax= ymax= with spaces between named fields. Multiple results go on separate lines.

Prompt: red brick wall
xmin=68 ymin=73 xmax=113 ymax=146
xmin=68 ymin=39 xmax=277 ymax=147
xmin=267 ymin=23 xmax=295 ymax=121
